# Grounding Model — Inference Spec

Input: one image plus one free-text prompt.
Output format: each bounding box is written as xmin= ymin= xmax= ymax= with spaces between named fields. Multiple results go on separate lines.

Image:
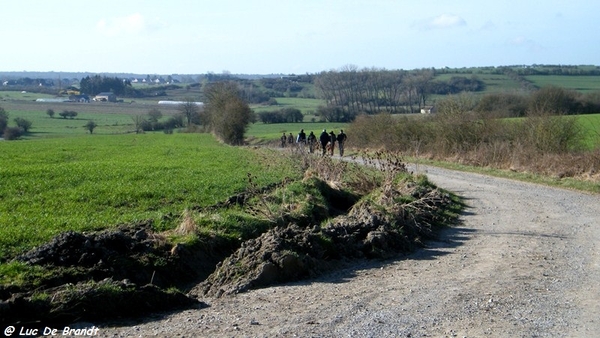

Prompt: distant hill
xmin=0 ymin=71 xmax=285 ymax=81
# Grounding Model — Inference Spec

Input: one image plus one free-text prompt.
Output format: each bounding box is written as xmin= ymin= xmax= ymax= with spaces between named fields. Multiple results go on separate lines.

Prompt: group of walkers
xmin=280 ymin=129 xmax=347 ymax=156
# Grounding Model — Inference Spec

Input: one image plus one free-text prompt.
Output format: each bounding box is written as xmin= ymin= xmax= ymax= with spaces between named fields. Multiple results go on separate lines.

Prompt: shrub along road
xmin=103 ymin=165 xmax=600 ymax=337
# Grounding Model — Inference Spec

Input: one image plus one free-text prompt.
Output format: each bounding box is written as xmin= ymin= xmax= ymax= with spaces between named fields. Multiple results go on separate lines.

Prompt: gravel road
xmin=101 ymin=165 xmax=600 ymax=337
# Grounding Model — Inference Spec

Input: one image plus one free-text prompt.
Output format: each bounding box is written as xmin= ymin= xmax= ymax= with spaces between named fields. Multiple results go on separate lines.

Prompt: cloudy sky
xmin=1 ymin=0 xmax=598 ymax=75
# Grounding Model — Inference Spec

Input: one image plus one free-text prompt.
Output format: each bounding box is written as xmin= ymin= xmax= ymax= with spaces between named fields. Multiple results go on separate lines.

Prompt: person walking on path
xmin=297 ymin=129 xmax=307 ymax=152
xmin=281 ymin=132 xmax=287 ymax=148
xmin=287 ymin=133 xmax=294 ymax=147
xmin=319 ymin=129 xmax=329 ymax=156
xmin=336 ymin=130 xmax=347 ymax=156
xmin=307 ymin=131 xmax=316 ymax=153
xmin=329 ymin=131 xmax=336 ymax=156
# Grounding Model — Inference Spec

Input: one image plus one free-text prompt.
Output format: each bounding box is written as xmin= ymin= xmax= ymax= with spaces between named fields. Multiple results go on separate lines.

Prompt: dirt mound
xmin=2 ymin=224 xmax=220 ymax=325
xmin=17 ymin=225 xmax=157 ymax=266
xmin=14 ymin=224 xmax=178 ymax=287
xmin=1 ymin=278 xmax=202 ymax=326
xmin=194 ymin=187 xmax=453 ymax=297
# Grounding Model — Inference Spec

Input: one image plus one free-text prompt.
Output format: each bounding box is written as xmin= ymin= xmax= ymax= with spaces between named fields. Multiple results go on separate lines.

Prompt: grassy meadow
xmin=251 ymin=97 xmax=325 ymax=121
xmin=434 ymin=71 xmax=600 ymax=95
xmin=577 ymin=113 xmax=600 ymax=149
xmin=0 ymin=133 xmax=300 ymax=262
xmin=0 ymin=91 xmax=55 ymax=100
xmin=525 ymin=75 xmax=600 ymax=93
xmin=0 ymin=100 xmax=181 ymax=137
xmin=5 ymin=108 xmax=136 ymax=136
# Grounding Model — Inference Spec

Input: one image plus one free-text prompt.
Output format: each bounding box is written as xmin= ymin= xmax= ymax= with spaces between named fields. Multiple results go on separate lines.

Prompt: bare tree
xmin=147 ymin=108 xmax=162 ymax=122
xmin=84 ymin=120 xmax=98 ymax=134
xmin=178 ymin=98 xmax=200 ymax=126
xmin=132 ymin=115 xmax=146 ymax=134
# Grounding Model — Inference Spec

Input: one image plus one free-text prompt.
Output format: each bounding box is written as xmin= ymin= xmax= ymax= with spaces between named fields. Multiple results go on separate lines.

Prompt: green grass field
xmin=525 ymin=75 xmax=600 ymax=93
xmin=5 ymin=109 xmax=136 ymax=136
xmin=435 ymin=72 xmax=600 ymax=95
xmin=0 ymin=99 xmax=181 ymax=138
xmin=0 ymin=133 xmax=300 ymax=262
xmin=251 ymin=97 xmax=325 ymax=118
xmin=0 ymin=91 xmax=56 ymax=100
xmin=577 ymin=113 xmax=600 ymax=148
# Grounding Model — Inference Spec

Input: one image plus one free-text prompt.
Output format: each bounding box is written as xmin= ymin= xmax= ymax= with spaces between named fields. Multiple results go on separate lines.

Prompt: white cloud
xmin=413 ymin=14 xmax=467 ymax=30
xmin=96 ymin=13 xmax=147 ymax=36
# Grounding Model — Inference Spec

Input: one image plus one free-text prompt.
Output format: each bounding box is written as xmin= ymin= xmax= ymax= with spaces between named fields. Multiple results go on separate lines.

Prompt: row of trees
xmin=509 ymin=65 xmax=600 ymax=76
xmin=313 ymin=66 xmax=486 ymax=121
xmin=314 ymin=66 xmax=433 ymax=120
xmin=79 ymin=75 xmax=132 ymax=96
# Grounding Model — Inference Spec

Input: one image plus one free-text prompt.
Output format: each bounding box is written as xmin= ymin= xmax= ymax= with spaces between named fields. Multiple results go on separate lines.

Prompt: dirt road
xmin=103 ymin=166 xmax=600 ymax=337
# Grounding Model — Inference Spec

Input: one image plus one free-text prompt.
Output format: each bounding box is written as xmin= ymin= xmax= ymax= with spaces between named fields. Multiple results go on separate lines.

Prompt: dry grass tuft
xmin=175 ymin=209 xmax=198 ymax=235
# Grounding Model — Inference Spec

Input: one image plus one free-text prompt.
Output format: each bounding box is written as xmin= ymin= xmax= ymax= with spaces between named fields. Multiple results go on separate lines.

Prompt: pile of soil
xmin=194 ymin=185 xmax=453 ymax=297
xmin=13 ymin=223 xmax=222 ymax=288
xmin=1 ymin=278 xmax=202 ymax=326
xmin=1 ymin=224 xmax=219 ymax=325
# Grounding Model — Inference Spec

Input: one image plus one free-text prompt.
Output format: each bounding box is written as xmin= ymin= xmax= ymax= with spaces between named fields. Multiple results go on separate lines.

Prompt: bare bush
xmin=347 ymin=106 xmax=598 ymax=181
xmin=3 ymin=126 xmax=24 ymax=140
xmin=346 ymin=113 xmax=396 ymax=149
xmin=529 ymin=85 xmax=580 ymax=115
xmin=475 ymin=92 xmax=528 ymax=118
xmin=518 ymin=110 xmax=584 ymax=154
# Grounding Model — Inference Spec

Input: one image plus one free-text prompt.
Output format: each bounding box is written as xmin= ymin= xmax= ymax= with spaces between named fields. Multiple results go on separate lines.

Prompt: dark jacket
xmin=319 ymin=131 xmax=329 ymax=145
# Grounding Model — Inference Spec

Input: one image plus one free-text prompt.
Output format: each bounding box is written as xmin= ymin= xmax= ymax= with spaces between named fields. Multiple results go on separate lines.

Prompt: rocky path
xmin=102 ymin=165 xmax=600 ymax=337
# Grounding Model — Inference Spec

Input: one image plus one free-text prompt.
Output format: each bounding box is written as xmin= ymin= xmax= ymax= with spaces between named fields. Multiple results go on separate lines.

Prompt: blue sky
xmin=1 ymin=0 xmax=598 ymax=75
